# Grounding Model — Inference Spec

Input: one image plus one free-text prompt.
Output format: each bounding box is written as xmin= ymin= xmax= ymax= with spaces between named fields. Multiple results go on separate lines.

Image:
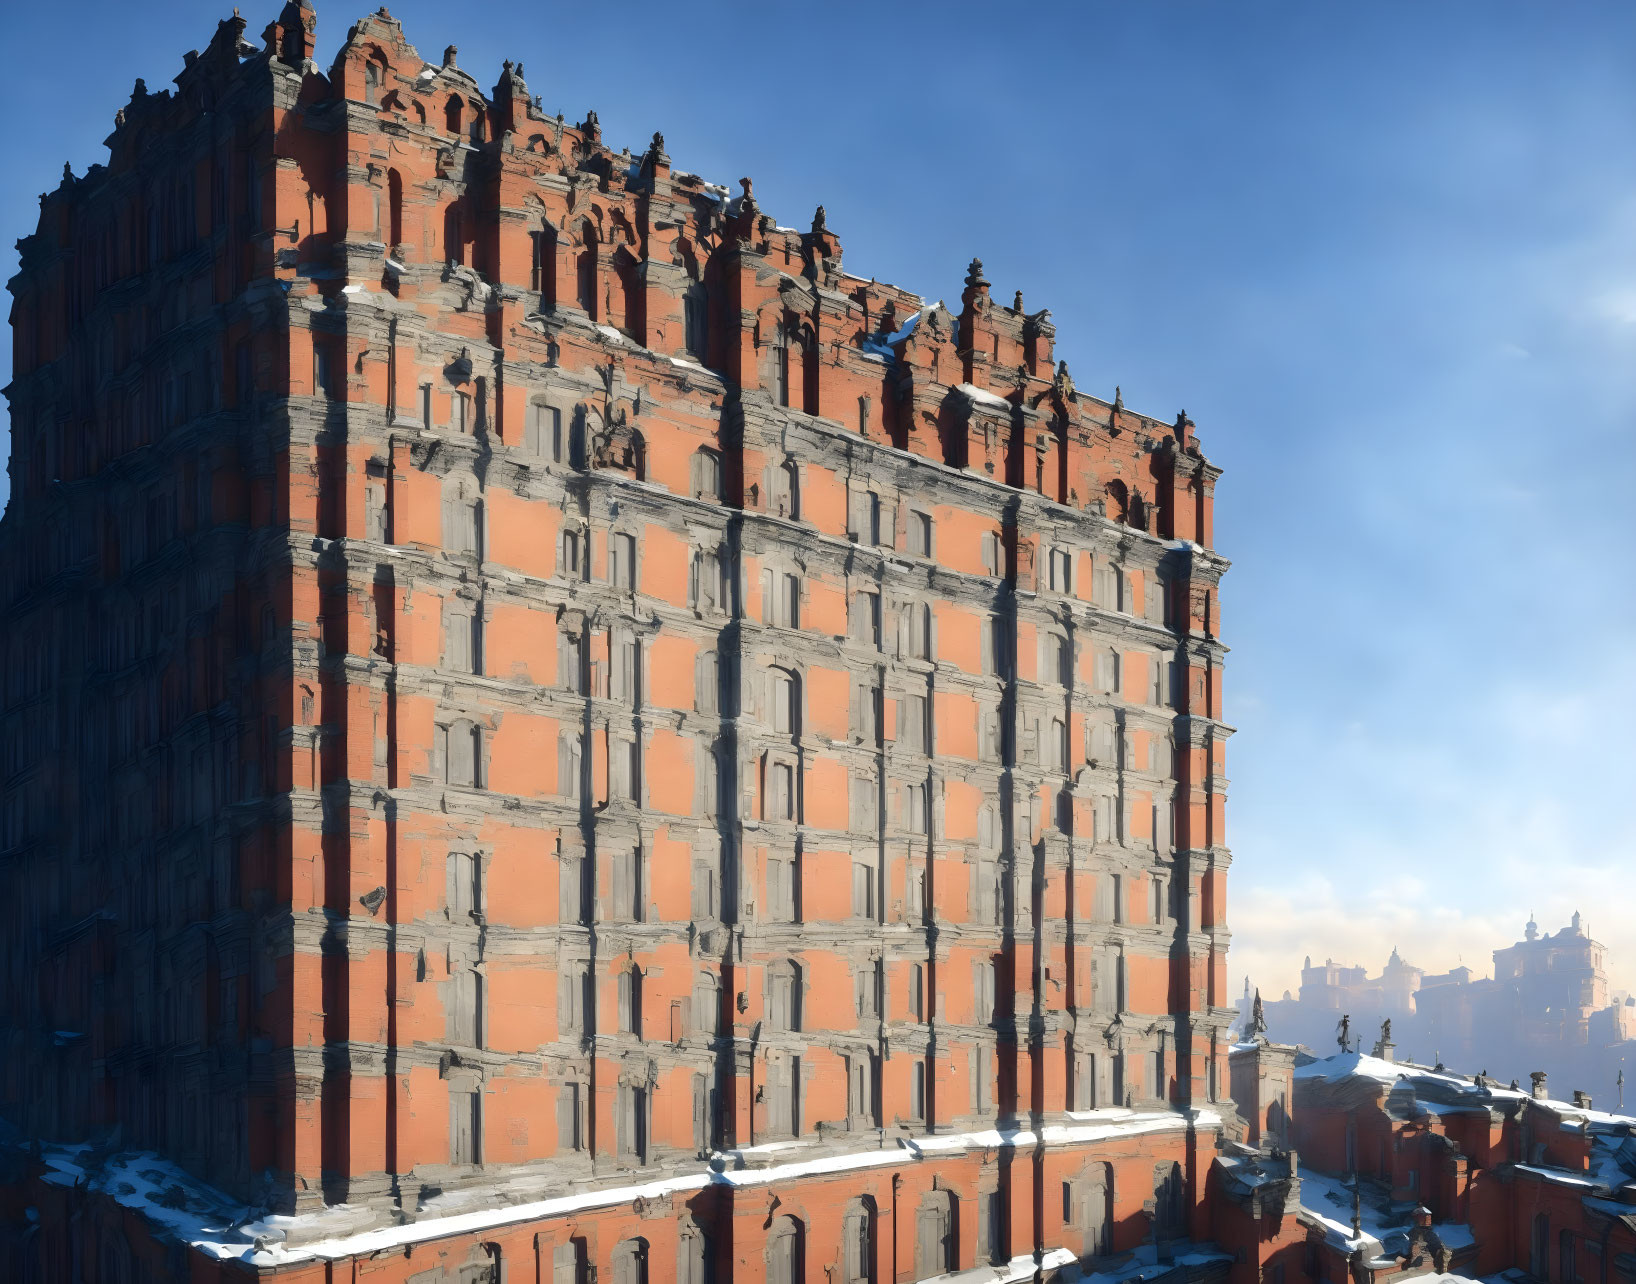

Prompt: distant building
xmin=1242 ymin=916 xmax=1636 ymax=1103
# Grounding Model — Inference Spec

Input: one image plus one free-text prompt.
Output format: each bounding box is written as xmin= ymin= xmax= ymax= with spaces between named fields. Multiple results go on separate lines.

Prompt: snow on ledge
xmin=20 ymin=1108 xmax=1217 ymax=1267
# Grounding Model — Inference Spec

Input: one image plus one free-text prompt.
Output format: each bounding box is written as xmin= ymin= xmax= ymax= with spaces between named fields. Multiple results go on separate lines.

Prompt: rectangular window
xmin=693 ymin=977 xmax=719 ymax=1035
xmin=553 ymin=1243 xmax=585 ymax=1284
xmin=908 ymin=510 xmax=933 ymax=557
xmin=691 ymin=862 xmax=717 ymax=920
xmin=768 ymin=761 xmax=794 ymax=820
xmin=981 ymin=530 xmax=1003 ymax=576
xmin=448 ymin=968 xmax=482 ymax=1046
xmin=780 ymin=573 xmax=801 ymax=628
xmin=909 ymin=963 xmax=925 ymax=1021
xmin=560 ymin=964 xmax=589 ymax=1035
xmin=618 ymin=969 xmax=641 ymax=1035
xmin=906 ymin=781 xmax=930 ymax=835
xmin=855 ymin=961 xmax=881 ymax=1021
xmin=526 ymin=402 xmax=562 ymax=458
xmin=853 ymin=860 xmax=876 ymax=919
xmin=1049 ymin=547 xmax=1072 ymax=593
xmin=853 ymin=591 xmax=882 ymax=648
xmin=313 ymin=343 xmax=333 ymax=401
xmin=561 ymin=528 xmax=584 ymax=579
xmin=850 ymin=1054 xmax=876 ymax=1125
xmin=910 ymin=1059 xmax=926 ymax=1120
xmin=447 ymin=851 xmax=481 ymax=919
xmin=559 ymin=734 xmax=583 ymax=801
xmin=447 ymin=613 xmax=481 ymax=674
xmin=767 ymin=855 xmax=796 ymax=921
xmin=697 ymin=652 xmax=719 ymax=715
xmin=558 ymin=1082 xmax=584 ymax=1151
xmin=612 ymin=635 xmax=640 ymax=704
xmin=976 ymin=960 xmax=997 ymax=1024
xmin=610 ymin=533 xmax=636 ymax=591
xmin=420 ymin=383 xmax=433 ymax=432
xmin=850 ymin=775 xmax=879 ymax=831
xmin=769 ymin=968 xmax=798 ymax=1031
xmin=618 ymin=1083 xmax=647 ymax=1162
xmin=450 ymin=1089 xmax=480 ymax=1164
xmin=903 ymin=694 xmax=928 ymax=754
xmin=978 ymin=1190 xmax=1001 ymax=1266
xmin=451 ymin=390 xmax=470 ymax=434
xmin=560 ymin=850 xmax=587 ymax=922
xmin=613 ymin=848 xmax=644 ymax=921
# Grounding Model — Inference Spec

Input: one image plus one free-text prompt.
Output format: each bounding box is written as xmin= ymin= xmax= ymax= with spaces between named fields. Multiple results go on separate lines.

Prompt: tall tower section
xmin=0 ymin=5 xmax=1235 ymax=1278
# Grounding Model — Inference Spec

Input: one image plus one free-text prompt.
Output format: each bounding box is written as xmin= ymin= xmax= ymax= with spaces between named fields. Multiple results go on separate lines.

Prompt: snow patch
xmin=1293 ymin=1051 xmax=1405 ymax=1086
xmin=956 ymin=382 xmax=1015 ymax=412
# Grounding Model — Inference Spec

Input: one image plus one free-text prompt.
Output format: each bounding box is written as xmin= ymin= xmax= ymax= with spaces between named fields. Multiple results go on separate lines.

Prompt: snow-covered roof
xmin=1293 ymin=1051 xmax=1406 ymax=1087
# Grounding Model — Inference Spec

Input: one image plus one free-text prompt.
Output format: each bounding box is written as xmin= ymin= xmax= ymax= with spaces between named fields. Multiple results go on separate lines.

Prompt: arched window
xmin=470 ymin=104 xmax=485 ymax=144
xmin=771 ymin=669 xmax=801 ymax=736
xmin=445 ymin=95 xmax=464 ymax=136
xmin=769 ymin=459 xmax=799 ymax=519
xmin=612 ymin=1238 xmax=648 ymax=1284
xmin=696 ymin=651 xmax=719 ymax=715
xmin=767 ymin=1216 xmax=804 ymax=1284
xmin=842 ymin=1199 xmax=875 ymax=1284
xmin=386 ymin=169 xmax=403 ymax=248
xmin=692 ymin=447 xmax=722 ymax=501
xmin=1531 ymin=1213 xmax=1550 ymax=1280
xmin=916 ymin=1191 xmax=956 ymax=1278
xmin=438 ymin=718 xmax=482 ymax=787
xmin=1079 ymin=1162 xmax=1114 ymax=1258
xmin=364 ymin=57 xmax=386 ymax=104
xmin=1153 ymin=1161 xmax=1185 ymax=1243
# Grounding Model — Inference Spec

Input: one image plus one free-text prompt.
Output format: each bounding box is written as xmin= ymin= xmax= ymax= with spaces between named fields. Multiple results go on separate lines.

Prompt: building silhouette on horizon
xmin=1241 ymin=914 xmax=1636 ymax=1099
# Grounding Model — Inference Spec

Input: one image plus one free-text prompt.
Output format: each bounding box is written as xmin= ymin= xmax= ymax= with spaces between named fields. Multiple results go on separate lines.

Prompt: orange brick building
xmin=0 ymin=4 xmax=1243 ymax=1280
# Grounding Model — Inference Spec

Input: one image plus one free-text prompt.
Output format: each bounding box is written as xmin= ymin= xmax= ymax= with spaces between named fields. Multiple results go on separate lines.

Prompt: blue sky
xmin=3 ymin=2 xmax=1633 ymax=998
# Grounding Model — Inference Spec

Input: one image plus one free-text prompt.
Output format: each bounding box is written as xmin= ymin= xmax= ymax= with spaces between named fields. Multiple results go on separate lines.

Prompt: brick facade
xmin=0 ymin=4 xmax=1239 ymax=1279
